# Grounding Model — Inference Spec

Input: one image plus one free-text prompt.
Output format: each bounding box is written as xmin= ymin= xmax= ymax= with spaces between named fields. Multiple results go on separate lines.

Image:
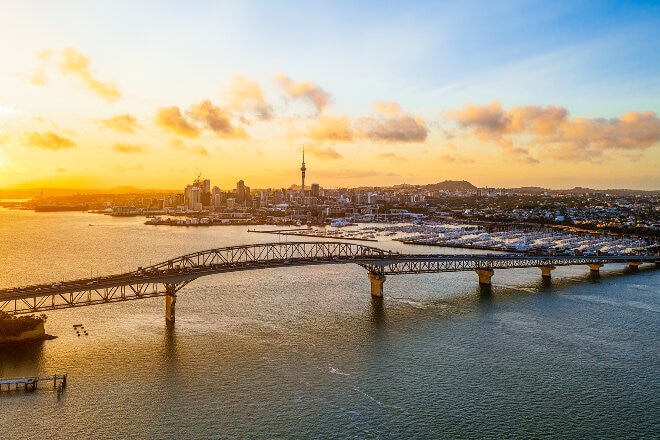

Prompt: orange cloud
xmin=113 ymin=142 xmax=147 ymax=153
xmin=189 ymin=100 xmax=248 ymax=138
xmin=100 ymin=113 xmax=141 ymax=133
xmin=275 ymin=73 xmax=331 ymax=113
xmin=227 ymin=75 xmax=273 ymax=121
xmin=59 ymin=48 xmax=121 ymax=102
xmin=305 ymin=115 xmax=355 ymax=141
xmin=447 ymin=101 xmax=509 ymax=138
xmin=302 ymin=103 xmax=427 ymax=144
xmin=155 ymin=106 xmax=200 ymax=137
xmin=439 ymin=153 xmax=474 ymax=164
xmin=22 ymin=131 xmax=76 ymax=150
xmin=448 ymin=101 xmax=660 ymax=162
xmin=306 ymin=145 xmax=342 ymax=160
xmin=358 ymin=102 xmax=428 ymax=142
xmin=377 ymin=152 xmax=408 ymax=161
xmin=170 ymin=138 xmax=209 ymax=156
xmin=156 ymin=101 xmax=248 ymax=139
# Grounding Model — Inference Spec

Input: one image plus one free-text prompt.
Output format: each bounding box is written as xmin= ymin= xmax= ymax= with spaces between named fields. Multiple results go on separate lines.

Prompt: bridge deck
xmin=0 ymin=242 xmax=656 ymax=315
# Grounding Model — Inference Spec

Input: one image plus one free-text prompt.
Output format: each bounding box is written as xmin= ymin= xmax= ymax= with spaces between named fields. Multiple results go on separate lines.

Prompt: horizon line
xmin=1 ymin=182 xmax=659 ymax=194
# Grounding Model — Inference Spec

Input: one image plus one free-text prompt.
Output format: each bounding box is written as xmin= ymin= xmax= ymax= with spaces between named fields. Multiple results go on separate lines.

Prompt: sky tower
xmin=300 ymin=145 xmax=306 ymax=197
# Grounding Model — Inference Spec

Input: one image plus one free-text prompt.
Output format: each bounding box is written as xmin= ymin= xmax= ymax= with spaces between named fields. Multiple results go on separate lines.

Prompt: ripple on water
xmin=0 ymin=211 xmax=658 ymax=439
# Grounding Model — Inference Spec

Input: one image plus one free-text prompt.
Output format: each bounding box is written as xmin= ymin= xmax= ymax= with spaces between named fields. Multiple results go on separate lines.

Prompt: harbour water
xmin=0 ymin=209 xmax=658 ymax=439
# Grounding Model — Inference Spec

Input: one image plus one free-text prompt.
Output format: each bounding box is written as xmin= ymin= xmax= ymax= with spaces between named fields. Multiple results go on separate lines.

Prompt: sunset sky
xmin=0 ymin=1 xmax=658 ymax=191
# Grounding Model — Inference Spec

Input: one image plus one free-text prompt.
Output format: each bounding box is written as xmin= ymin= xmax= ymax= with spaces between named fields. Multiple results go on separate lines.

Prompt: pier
xmin=0 ymin=373 xmax=67 ymax=392
xmin=248 ymin=228 xmax=378 ymax=242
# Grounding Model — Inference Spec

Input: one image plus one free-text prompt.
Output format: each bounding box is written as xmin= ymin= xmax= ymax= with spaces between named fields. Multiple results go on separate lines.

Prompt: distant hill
xmin=423 ymin=180 xmax=477 ymax=192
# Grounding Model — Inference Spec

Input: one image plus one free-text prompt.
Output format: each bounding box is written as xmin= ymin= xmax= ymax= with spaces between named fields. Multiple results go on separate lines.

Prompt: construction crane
xmin=193 ymin=169 xmax=203 ymax=188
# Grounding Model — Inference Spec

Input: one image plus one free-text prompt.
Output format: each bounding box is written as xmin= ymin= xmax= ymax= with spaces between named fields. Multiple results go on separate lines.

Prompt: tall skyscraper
xmin=190 ymin=186 xmax=200 ymax=210
xmin=311 ymin=183 xmax=320 ymax=198
xmin=236 ymin=179 xmax=245 ymax=204
xmin=300 ymin=146 xmax=306 ymax=197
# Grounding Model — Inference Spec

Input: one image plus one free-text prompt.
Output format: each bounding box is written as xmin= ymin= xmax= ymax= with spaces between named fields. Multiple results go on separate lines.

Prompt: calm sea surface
xmin=0 ymin=209 xmax=658 ymax=439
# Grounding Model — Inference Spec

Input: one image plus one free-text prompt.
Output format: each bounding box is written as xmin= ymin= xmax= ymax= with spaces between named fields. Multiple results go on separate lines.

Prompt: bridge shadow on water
xmin=478 ymin=284 xmax=493 ymax=302
xmin=467 ymin=264 xmax=657 ymax=313
xmin=369 ymin=297 xmax=386 ymax=328
xmin=162 ymin=320 xmax=182 ymax=367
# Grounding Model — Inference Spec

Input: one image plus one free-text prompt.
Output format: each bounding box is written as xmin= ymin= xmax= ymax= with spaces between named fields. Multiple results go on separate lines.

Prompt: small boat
xmin=330 ymin=218 xmax=350 ymax=227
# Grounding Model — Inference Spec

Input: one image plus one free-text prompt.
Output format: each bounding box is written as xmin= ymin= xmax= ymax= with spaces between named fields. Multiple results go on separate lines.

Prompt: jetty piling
xmin=0 ymin=373 xmax=67 ymax=393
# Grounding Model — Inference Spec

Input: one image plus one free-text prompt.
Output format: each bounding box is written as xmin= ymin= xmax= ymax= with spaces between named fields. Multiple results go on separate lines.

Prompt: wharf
xmin=0 ymin=373 xmax=67 ymax=392
xmin=249 ymin=229 xmax=378 ymax=242
xmin=248 ymin=228 xmax=313 ymax=233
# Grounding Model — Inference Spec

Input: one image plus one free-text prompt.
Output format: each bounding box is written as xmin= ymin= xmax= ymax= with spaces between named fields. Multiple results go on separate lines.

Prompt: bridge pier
xmin=368 ymin=273 xmax=386 ymax=297
xmin=588 ymin=263 xmax=603 ymax=273
xmin=539 ymin=265 xmax=555 ymax=278
xmin=627 ymin=261 xmax=641 ymax=270
xmin=475 ymin=269 xmax=494 ymax=285
xmin=165 ymin=284 xmax=177 ymax=322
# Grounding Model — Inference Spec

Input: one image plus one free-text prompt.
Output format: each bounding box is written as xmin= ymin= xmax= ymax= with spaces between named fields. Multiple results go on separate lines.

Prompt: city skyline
xmin=1 ymin=1 xmax=659 ymax=191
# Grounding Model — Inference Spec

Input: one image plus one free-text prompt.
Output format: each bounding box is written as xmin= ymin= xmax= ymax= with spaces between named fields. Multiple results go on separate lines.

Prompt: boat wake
xmin=329 ymin=367 xmax=350 ymax=376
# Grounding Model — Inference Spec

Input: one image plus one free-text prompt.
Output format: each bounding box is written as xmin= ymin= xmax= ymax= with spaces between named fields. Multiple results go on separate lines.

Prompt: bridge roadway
xmin=0 ymin=241 xmax=656 ymax=321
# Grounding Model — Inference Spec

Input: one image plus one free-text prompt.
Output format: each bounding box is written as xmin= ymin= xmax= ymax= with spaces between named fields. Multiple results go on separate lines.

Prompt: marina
xmin=250 ymin=221 xmax=657 ymax=255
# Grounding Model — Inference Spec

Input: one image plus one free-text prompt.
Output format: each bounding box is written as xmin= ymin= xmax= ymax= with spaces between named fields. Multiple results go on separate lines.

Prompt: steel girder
xmin=0 ymin=280 xmax=193 ymax=314
xmin=358 ymin=254 xmax=657 ymax=275
xmin=0 ymin=241 xmax=656 ymax=315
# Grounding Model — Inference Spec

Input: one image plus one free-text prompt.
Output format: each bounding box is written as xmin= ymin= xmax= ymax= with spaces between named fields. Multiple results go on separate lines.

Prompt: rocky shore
xmin=0 ymin=312 xmax=53 ymax=344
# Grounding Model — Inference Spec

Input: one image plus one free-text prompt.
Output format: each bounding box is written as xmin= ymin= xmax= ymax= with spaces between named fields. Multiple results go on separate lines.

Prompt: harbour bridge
xmin=1 ymin=241 xmax=657 ymax=322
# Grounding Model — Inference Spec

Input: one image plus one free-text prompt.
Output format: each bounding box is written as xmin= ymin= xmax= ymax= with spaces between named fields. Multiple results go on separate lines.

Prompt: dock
xmin=0 ymin=373 xmax=67 ymax=392
xmin=248 ymin=229 xmax=378 ymax=242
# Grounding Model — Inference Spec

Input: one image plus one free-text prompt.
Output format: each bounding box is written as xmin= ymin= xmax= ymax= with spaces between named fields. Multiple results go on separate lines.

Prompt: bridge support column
xmin=627 ymin=261 xmax=640 ymax=270
xmin=539 ymin=265 xmax=555 ymax=278
xmin=368 ymin=273 xmax=386 ymax=297
xmin=475 ymin=269 xmax=494 ymax=285
xmin=588 ymin=263 xmax=603 ymax=273
xmin=165 ymin=284 xmax=177 ymax=323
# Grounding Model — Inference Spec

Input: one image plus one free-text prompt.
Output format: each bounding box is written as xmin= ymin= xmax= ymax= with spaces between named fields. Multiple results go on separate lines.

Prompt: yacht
xmin=330 ymin=218 xmax=350 ymax=227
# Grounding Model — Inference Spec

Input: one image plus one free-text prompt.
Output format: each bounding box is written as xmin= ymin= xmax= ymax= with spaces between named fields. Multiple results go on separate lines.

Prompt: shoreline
xmin=0 ymin=334 xmax=57 ymax=345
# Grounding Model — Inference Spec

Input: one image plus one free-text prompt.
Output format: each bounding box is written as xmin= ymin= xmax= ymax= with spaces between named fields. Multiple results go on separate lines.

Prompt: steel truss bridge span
xmin=0 ymin=241 xmax=656 ymax=320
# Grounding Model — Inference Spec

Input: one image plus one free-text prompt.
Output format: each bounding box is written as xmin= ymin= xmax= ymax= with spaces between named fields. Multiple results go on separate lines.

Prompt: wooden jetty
xmin=0 ymin=373 xmax=67 ymax=392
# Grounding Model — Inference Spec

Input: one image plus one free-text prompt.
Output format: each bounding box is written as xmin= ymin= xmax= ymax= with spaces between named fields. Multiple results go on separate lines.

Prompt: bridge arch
xmin=142 ymin=241 xmax=396 ymax=273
